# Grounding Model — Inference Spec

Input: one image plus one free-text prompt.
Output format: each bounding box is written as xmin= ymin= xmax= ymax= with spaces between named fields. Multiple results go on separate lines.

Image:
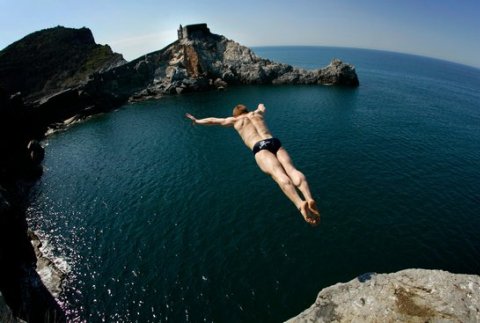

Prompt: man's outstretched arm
xmin=185 ymin=113 xmax=235 ymax=127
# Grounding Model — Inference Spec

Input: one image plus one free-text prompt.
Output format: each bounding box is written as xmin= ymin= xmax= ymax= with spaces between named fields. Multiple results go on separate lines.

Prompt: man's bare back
xmin=233 ymin=106 xmax=274 ymax=149
xmin=185 ymin=103 xmax=320 ymax=225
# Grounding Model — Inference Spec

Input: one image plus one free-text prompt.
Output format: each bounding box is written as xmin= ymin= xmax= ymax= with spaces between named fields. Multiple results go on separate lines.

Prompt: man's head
xmin=233 ymin=104 xmax=248 ymax=117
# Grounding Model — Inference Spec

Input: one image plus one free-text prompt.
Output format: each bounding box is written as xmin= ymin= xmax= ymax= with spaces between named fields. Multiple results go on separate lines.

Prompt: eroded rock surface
xmin=127 ymin=24 xmax=359 ymax=101
xmin=287 ymin=269 xmax=480 ymax=323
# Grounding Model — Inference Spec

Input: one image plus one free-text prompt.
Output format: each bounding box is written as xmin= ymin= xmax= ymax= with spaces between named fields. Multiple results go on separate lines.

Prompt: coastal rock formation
xmin=1 ymin=292 xmax=15 ymax=323
xmin=29 ymin=231 xmax=65 ymax=299
xmin=127 ymin=24 xmax=359 ymax=101
xmin=0 ymin=90 xmax=44 ymax=180
xmin=0 ymin=26 xmax=125 ymax=103
xmin=287 ymin=269 xmax=480 ymax=322
xmin=0 ymin=183 xmax=65 ymax=322
xmin=0 ymin=89 xmax=65 ymax=322
xmin=272 ymin=58 xmax=359 ymax=85
xmin=0 ymin=23 xmax=359 ymax=131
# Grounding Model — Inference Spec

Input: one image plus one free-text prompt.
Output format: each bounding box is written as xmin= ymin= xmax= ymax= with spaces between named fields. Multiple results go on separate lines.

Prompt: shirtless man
xmin=185 ymin=103 xmax=320 ymax=225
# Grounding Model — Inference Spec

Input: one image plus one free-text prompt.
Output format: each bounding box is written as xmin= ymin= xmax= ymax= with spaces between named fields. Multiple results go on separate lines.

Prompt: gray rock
xmin=134 ymin=60 xmax=150 ymax=75
xmin=175 ymin=87 xmax=184 ymax=94
xmin=119 ymin=24 xmax=359 ymax=102
xmin=287 ymin=269 xmax=480 ymax=323
xmin=29 ymin=231 xmax=65 ymax=298
xmin=214 ymin=78 xmax=228 ymax=89
xmin=317 ymin=58 xmax=359 ymax=86
xmin=166 ymin=66 xmax=188 ymax=82
xmin=0 ymin=292 xmax=16 ymax=323
xmin=222 ymin=70 xmax=236 ymax=83
xmin=2 ymin=24 xmax=360 ymax=138
xmin=27 ymin=140 xmax=44 ymax=165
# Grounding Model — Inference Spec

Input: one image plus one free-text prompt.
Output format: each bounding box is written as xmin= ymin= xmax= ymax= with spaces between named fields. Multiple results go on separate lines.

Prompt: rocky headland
xmin=0 ymin=26 xmax=125 ymax=102
xmin=126 ymin=24 xmax=359 ymax=102
xmin=288 ymin=269 xmax=480 ymax=322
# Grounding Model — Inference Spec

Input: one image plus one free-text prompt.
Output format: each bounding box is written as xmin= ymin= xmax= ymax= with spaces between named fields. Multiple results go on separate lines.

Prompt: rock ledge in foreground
xmin=287 ymin=269 xmax=480 ymax=323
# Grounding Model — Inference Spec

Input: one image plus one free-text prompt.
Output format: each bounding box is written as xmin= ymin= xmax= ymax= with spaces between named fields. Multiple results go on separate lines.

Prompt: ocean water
xmin=27 ymin=47 xmax=480 ymax=322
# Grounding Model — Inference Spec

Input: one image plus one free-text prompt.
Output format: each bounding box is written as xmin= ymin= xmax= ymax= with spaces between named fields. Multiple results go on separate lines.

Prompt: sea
xmin=26 ymin=46 xmax=480 ymax=322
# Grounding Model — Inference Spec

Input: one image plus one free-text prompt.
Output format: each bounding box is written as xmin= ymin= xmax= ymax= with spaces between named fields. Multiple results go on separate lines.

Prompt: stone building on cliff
xmin=177 ymin=24 xmax=211 ymax=40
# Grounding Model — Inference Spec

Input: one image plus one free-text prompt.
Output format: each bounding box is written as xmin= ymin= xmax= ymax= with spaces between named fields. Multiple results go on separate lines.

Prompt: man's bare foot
xmin=299 ymin=202 xmax=320 ymax=226
xmin=307 ymin=200 xmax=320 ymax=216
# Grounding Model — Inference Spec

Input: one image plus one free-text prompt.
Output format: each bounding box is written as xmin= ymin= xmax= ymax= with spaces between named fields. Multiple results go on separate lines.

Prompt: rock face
xmin=0 ymin=183 xmax=65 ymax=322
xmin=287 ymin=269 xmax=480 ymax=323
xmin=126 ymin=24 xmax=359 ymax=101
xmin=0 ymin=24 xmax=359 ymax=133
xmin=0 ymin=26 xmax=126 ymax=103
xmin=0 ymin=90 xmax=45 ymax=180
xmin=1 ymin=292 xmax=15 ymax=323
xmin=0 ymin=89 xmax=65 ymax=322
xmin=29 ymin=231 xmax=65 ymax=299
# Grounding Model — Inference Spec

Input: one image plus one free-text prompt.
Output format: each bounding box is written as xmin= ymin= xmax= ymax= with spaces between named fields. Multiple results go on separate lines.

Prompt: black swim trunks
xmin=252 ymin=138 xmax=282 ymax=155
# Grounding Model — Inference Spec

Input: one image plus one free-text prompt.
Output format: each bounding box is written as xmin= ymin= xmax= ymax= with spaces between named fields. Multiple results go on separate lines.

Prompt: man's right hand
xmin=257 ymin=103 xmax=266 ymax=113
xmin=185 ymin=113 xmax=197 ymax=124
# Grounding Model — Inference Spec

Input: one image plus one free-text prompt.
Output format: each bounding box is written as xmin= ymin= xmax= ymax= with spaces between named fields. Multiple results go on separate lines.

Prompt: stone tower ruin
xmin=177 ymin=24 xmax=211 ymax=40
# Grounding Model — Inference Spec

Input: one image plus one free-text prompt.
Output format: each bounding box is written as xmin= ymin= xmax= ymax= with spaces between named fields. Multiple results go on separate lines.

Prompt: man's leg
xmin=276 ymin=148 xmax=320 ymax=217
xmin=255 ymin=150 xmax=317 ymax=225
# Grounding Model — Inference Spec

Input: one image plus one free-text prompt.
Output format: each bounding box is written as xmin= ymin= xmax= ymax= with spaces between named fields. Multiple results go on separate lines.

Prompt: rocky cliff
xmin=0 ymin=26 xmax=125 ymax=103
xmin=1 ymin=292 xmax=16 ymax=322
xmin=0 ymin=90 xmax=65 ymax=322
xmin=0 ymin=24 xmax=359 ymax=134
xmin=122 ymin=24 xmax=359 ymax=101
xmin=7 ymin=24 xmax=359 ymax=136
xmin=288 ymin=269 xmax=480 ymax=322
xmin=0 ymin=26 xmax=125 ymax=322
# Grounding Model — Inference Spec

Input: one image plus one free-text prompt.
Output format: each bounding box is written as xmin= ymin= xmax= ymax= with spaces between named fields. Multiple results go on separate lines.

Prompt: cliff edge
xmin=287 ymin=269 xmax=480 ymax=323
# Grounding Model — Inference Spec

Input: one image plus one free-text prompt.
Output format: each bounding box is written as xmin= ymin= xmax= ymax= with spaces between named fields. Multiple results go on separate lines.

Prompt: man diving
xmin=185 ymin=103 xmax=320 ymax=225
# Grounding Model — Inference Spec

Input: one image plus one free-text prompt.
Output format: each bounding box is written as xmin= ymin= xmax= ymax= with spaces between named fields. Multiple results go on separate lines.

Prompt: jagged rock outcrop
xmin=29 ymin=231 xmax=65 ymax=298
xmin=0 ymin=89 xmax=65 ymax=322
xmin=287 ymin=269 xmax=480 ymax=323
xmin=126 ymin=24 xmax=359 ymax=101
xmin=0 ymin=24 xmax=359 ymax=132
xmin=0 ymin=26 xmax=127 ymax=134
xmin=0 ymin=89 xmax=45 ymax=180
xmin=0 ymin=26 xmax=125 ymax=103
xmin=0 ymin=183 xmax=65 ymax=322
xmin=1 ymin=292 xmax=15 ymax=323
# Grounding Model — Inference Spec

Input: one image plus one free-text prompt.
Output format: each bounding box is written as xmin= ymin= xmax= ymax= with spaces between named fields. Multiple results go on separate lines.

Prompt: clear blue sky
xmin=1 ymin=0 xmax=479 ymax=68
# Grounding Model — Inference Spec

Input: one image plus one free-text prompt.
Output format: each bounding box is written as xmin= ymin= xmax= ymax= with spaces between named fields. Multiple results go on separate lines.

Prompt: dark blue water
xmin=27 ymin=47 xmax=480 ymax=322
